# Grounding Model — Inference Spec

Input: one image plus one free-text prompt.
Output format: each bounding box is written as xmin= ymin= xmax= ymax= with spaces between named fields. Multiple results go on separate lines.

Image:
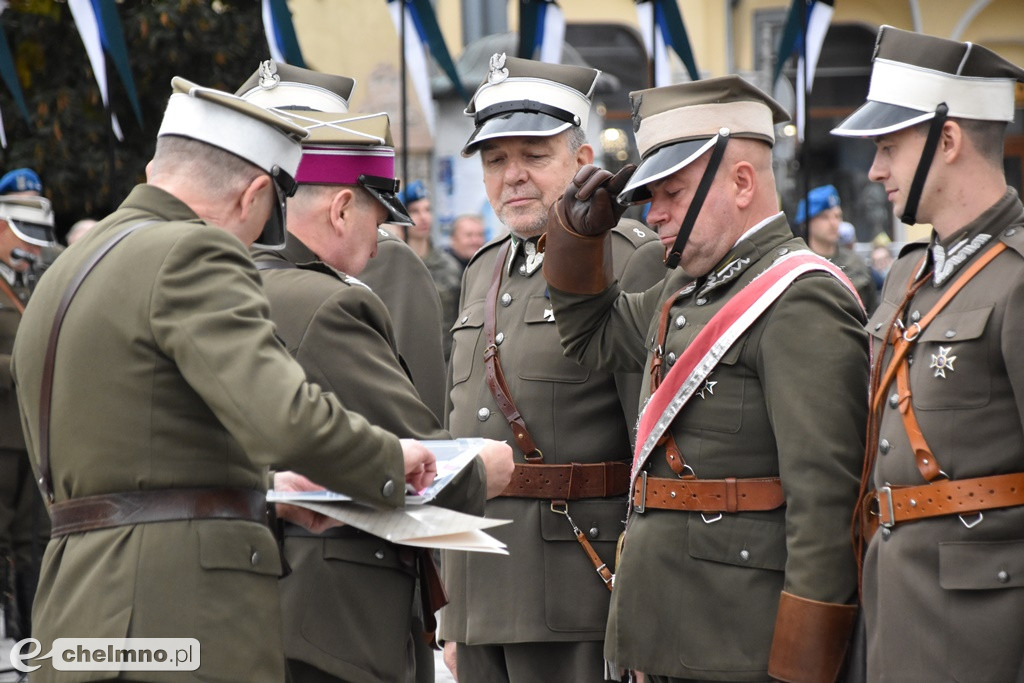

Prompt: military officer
xmin=0 ymin=168 xmax=54 ymax=640
xmin=440 ymin=55 xmax=665 ymax=682
xmin=542 ymin=76 xmax=869 ymax=682
xmin=10 ymin=78 xmax=435 ymax=683
xmin=831 ymin=26 xmax=1024 ymax=682
xmin=242 ymin=91 xmax=514 ymax=681
xmin=238 ymin=60 xmax=449 ymax=422
xmin=797 ymin=183 xmax=878 ymax=313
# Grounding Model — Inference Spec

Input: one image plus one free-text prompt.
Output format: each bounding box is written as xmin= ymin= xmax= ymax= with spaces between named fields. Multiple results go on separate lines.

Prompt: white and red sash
xmin=633 ymin=251 xmax=862 ymax=478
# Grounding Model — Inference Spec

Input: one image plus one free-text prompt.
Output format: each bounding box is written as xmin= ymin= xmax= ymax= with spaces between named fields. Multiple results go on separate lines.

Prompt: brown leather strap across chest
xmin=632 ymin=471 xmax=785 ymax=514
xmin=49 ymin=487 xmax=267 ymax=537
xmin=500 ymin=461 xmax=630 ymax=499
xmin=0 ymin=276 xmax=25 ymax=314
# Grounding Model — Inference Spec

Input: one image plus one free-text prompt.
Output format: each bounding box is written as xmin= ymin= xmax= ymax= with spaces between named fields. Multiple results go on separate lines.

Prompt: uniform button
xmin=944 ymin=330 xmax=956 ymax=338
xmin=696 ymin=297 xmax=708 ymax=306
xmin=997 ymin=570 xmax=1010 ymax=583
xmin=1006 ymin=228 xmax=1018 ymax=237
xmin=477 ymin=407 xmax=491 ymax=421
xmin=375 ymin=549 xmax=385 ymax=560
xmin=500 ymin=292 xmax=512 ymax=306
xmin=461 ymin=315 xmax=469 ymax=324
xmin=910 ymin=310 xmax=921 ymax=323
xmin=519 ymin=264 xmax=527 ymax=275
xmin=382 ymin=480 xmax=396 ymax=497
xmin=739 ymin=550 xmax=750 ymax=561
xmin=675 ymin=315 xmax=686 ymax=329
xmin=667 ymin=352 xmax=677 ymax=366
xmin=879 ymin=439 xmax=890 ymax=455
xmin=874 ymin=322 xmax=883 ymax=331
xmin=250 ymin=550 xmax=260 ymax=566
xmin=889 ymin=393 xmax=899 ymax=408
xmin=588 ymin=527 xmax=600 ymax=540
xmin=881 ymin=528 xmax=892 ymax=540
xmin=496 ymin=332 xmax=505 ymax=345
xmin=777 ymin=247 xmax=789 ymax=256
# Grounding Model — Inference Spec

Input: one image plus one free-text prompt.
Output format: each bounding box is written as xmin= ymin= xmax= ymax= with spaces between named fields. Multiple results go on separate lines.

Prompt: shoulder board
xmin=376 ymin=228 xmax=400 ymax=243
xmin=342 ymin=273 xmax=372 ymax=290
xmin=611 ymin=218 xmax=658 ymax=247
xmin=999 ymin=222 xmax=1024 ymax=259
xmin=897 ymin=238 xmax=929 ymax=258
xmin=466 ymin=233 xmax=512 ymax=269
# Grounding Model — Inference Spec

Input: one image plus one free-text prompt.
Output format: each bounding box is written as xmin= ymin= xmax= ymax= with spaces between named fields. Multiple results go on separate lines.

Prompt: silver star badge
xmin=930 ymin=346 xmax=957 ymax=378
xmin=697 ymin=379 xmax=717 ymax=399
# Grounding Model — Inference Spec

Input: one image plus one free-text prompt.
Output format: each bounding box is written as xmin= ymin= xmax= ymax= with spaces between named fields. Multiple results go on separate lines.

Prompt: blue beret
xmin=0 ymin=168 xmax=42 ymax=195
xmin=398 ymin=180 xmax=428 ymax=206
xmin=795 ymin=184 xmax=840 ymax=224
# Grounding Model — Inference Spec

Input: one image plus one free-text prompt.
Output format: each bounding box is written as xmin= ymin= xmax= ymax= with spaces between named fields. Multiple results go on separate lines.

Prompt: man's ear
xmin=940 ymin=120 xmax=964 ymax=164
xmin=239 ymin=174 xmax=272 ymax=222
xmin=576 ymin=142 xmax=595 ymax=167
xmin=732 ymin=161 xmax=757 ymax=209
xmin=329 ymin=187 xmax=357 ymax=236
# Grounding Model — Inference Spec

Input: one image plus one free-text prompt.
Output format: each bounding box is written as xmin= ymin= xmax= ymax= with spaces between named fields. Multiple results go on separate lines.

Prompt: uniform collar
xmin=696 ymin=213 xmax=792 ymax=299
xmin=506 ymin=234 xmax=544 ymax=277
xmin=923 ymin=188 xmax=1021 ymax=285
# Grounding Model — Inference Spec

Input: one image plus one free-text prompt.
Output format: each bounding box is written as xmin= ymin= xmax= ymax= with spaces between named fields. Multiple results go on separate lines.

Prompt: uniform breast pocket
xmin=675 ymin=338 xmax=745 ymax=433
xmin=450 ymin=301 xmax=484 ymax=386
xmin=518 ymin=295 xmax=589 ymax=383
xmin=913 ymin=306 xmax=992 ymax=410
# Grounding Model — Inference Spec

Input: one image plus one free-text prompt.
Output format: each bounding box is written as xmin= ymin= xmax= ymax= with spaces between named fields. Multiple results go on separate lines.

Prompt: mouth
xmin=504 ymin=196 xmax=538 ymax=208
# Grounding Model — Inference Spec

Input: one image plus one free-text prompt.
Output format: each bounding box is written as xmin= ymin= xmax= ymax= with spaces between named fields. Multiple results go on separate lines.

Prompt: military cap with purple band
xmin=461 ymin=53 xmax=600 ymax=157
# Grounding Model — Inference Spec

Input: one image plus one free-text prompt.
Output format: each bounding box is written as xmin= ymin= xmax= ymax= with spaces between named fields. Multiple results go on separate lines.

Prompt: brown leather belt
xmin=499 ymin=461 xmax=630 ymax=499
xmin=632 ymin=471 xmax=785 ymax=514
xmin=863 ymin=472 xmax=1024 ymax=533
xmin=49 ymin=487 xmax=267 ymax=537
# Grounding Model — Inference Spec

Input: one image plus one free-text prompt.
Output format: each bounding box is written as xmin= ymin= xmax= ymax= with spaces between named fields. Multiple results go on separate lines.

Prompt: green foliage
xmin=0 ymin=0 xmax=270 ymax=239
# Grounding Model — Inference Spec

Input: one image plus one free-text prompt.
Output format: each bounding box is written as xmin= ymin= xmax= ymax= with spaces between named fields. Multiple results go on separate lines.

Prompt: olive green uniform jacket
xmin=10 ymin=185 xmax=406 ymax=683
xmin=548 ymin=215 xmax=868 ymax=680
xmin=252 ymin=237 xmax=486 ymax=683
xmin=863 ymin=189 xmax=1024 ymax=683
xmin=359 ymin=230 xmax=447 ymax=422
xmin=829 ymin=247 xmax=878 ymax=315
xmin=439 ymin=220 xmax=664 ymax=647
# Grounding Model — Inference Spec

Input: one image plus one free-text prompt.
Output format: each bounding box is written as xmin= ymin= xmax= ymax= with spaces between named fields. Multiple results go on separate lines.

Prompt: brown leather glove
xmin=555 ymin=164 xmax=636 ymax=237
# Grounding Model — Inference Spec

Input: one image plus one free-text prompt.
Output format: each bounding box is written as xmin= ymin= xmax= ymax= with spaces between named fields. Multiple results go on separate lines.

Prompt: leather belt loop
xmin=48 ymin=487 xmax=268 ymax=537
xmin=725 ymin=477 xmax=738 ymax=514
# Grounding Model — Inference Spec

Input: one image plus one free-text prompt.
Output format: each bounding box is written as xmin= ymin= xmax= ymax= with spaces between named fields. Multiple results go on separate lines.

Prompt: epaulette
xmin=999 ymin=221 xmax=1024 ymax=259
xmin=612 ymin=218 xmax=657 ymax=247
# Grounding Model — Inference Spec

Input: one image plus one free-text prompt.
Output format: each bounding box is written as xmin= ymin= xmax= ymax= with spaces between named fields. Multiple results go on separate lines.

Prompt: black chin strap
xmin=665 ymin=131 xmax=730 ymax=270
xmin=900 ymin=103 xmax=949 ymax=226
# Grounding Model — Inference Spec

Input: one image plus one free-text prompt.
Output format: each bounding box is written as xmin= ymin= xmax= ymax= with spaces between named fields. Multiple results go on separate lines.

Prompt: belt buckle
xmin=877 ymin=486 xmax=895 ymax=528
xmin=634 ymin=472 xmax=647 ymax=514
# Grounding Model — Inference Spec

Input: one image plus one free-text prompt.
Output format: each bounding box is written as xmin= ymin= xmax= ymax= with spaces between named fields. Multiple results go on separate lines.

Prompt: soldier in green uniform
xmin=400 ymin=181 xmax=463 ymax=363
xmin=541 ymin=76 xmax=869 ymax=682
xmin=0 ymin=168 xmax=54 ymax=641
xmin=797 ymin=183 xmax=878 ymax=313
xmin=239 ymin=78 xmax=514 ymax=681
xmin=440 ymin=55 xmax=665 ymax=682
xmin=236 ymin=60 xmax=450 ymax=423
xmin=831 ymin=26 xmax=1024 ymax=682
xmin=10 ymin=78 xmax=436 ymax=683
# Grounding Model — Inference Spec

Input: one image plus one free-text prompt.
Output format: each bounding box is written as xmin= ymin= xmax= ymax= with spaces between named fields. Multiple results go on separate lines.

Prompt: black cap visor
xmin=360 ymin=174 xmax=413 ymax=226
xmin=462 ymin=111 xmax=574 ymax=157
xmin=831 ymin=100 xmax=936 ymax=138
xmin=618 ymin=137 xmax=718 ymax=205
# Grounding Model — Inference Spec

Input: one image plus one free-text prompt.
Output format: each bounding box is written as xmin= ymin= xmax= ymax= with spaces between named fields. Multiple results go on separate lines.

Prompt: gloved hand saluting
xmin=555 ymin=164 xmax=636 ymax=237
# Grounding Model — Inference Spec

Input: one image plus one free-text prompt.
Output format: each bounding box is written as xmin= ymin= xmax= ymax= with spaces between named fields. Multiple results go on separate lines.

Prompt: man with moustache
xmin=440 ymin=54 xmax=664 ymax=682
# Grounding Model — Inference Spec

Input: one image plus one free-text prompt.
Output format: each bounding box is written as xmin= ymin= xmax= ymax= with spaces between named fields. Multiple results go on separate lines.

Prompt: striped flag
xmin=635 ymin=0 xmax=700 ymax=86
xmin=517 ymin=0 xmax=565 ymax=64
xmin=262 ymin=0 xmax=306 ymax=67
xmin=774 ymin=0 xmax=835 ymax=140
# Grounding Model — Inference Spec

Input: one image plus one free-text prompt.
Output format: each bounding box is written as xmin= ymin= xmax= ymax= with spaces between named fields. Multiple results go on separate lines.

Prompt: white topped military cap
xmin=619 ymin=75 xmax=790 ymax=204
xmin=833 ymin=26 xmax=1024 ymax=137
xmin=0 ymin=195 xmax=55 ymax=247
xmin=462 ymin=53 xmax=600 ymax=156
xmin=158 ymin=76 xmax=307 ymax=181
xmin=274 ymin=109 xmax=413 ymax=226
xmin=235 ymin=60 xmax=356 ymax=112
